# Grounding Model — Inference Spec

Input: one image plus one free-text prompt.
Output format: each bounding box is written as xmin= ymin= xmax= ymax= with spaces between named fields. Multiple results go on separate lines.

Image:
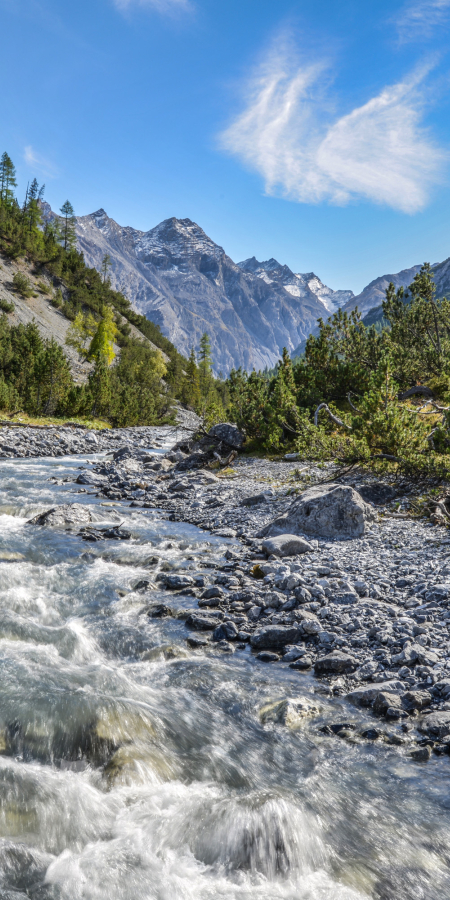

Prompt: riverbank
xmin=16 ymin=425 xmax=450 ymax=760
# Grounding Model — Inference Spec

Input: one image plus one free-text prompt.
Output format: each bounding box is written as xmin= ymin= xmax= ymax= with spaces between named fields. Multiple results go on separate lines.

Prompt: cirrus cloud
xmin=395 ymin=0 xmax=450 ymax=42
xmin=219 ymin=43 xmax=447 ymax=214
xmin=24 ymin=145 xmax=59 ymax=179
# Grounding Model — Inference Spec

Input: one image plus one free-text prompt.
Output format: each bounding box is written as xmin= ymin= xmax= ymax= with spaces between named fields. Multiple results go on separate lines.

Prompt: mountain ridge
xmin=41 ymin=202 xmax=450 ymax=371
xmin=41 ymin=202 xmax=352 ymax=375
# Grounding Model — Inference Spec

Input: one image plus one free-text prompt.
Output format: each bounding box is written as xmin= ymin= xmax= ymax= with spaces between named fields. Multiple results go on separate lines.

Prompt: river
xmin=0 ymin=444 xmax=449 ymax=900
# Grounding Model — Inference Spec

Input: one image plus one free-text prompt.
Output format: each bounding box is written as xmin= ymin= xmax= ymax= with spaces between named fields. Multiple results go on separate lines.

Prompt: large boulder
xmin=27 ymin=504 xmax=95 ymax=529
xmin=258 ymin=483 xmax=376 ymax=540
xmin=207 ymin=423 xmax=244 ymax=450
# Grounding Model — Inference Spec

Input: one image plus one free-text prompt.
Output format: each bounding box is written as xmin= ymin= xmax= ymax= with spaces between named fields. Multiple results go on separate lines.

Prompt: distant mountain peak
xmin=238 ymin=256 xmax=353 ymax=314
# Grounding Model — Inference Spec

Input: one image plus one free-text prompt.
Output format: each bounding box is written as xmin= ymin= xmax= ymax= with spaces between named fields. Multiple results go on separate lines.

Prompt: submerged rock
xmin=259 ymin=697 xmax=319 ymax=728
xmin=27 ymin=504 xmax=95 ymax=528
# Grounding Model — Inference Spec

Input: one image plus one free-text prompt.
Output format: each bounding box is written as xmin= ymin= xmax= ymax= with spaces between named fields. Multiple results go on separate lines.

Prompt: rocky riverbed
xmin=4 ymin=424 xmax=450 ymax=899
xmin=8 ymin=422 xmax=450 ymax=761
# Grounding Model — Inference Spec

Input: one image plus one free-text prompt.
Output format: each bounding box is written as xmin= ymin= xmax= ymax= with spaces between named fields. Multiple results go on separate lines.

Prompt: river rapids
xmin=0 ymin=442 xmax=449 ymax=900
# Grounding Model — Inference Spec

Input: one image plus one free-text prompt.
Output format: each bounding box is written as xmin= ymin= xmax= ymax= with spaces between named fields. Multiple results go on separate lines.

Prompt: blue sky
xmin=1 ymin=0 xmax=450 ymax=293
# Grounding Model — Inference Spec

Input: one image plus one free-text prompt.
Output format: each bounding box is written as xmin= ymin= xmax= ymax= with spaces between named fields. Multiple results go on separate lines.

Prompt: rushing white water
xmin=0 ymin=450 xmax=449 ymax=900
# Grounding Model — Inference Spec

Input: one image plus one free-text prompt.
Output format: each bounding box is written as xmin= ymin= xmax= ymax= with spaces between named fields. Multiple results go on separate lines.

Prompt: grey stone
xmin=347 ymin=680 xmax=406 ymax=706
xmin=187 ymin=635 xmax=210 ymax=648
xmin=410 ymin=745 xmax=432 ymax=762
xmin=247 ymin=606 xmax=261 ymax=622
xmin=213 ymin=621 xmax=238 ymax=641
xmin=261 ymin=534 xmax=313 ymax=557
xmin=289 ymin=656 xmax=313 ymax=670
xmin=373 ymin=692 xmax=402 ymax=716
xmin=163 ymin=574 xmax=195 ymax=590
xmin=242 ymin=492 xmax=273 ymax=507
xmin=258 ymin=483 xmax=376 ymax=540
xmin=256 ymin=651 xmax=280 ymax=662
xmin=355 ymin=660 xmax=379 ymax=680
xmin=186 ymin=614 xmax=218 ymax=631
xmin=330 ymin=591 xmax=359 ymax=606
xmin=392 ymin=643 xmax=439 ymax=667
xmin=215 ymin=640 xmax=235 ymax=653
xmin=282 ymin=645 xmax=307 ymax=662
xmin=294 ymin=586 xmax=312 ymax=604
xmin=314 ymin=651 xmax=357 ymax=675
xmin=250 ymin=624 xmax=301 ymax=651
xmin=419 ymin=711 xmax=450 ymax=739
xmin=401 ymin=690 xmax=432 ymax=711
xmin=200 ymin=586 xmax=223 ymax=600
xmin=259 ymin=697 xmax=319 ymax=725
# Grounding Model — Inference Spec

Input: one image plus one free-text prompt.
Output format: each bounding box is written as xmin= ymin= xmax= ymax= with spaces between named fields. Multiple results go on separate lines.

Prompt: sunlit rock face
xmin=41 ymin=201 xmax=351 ymax=374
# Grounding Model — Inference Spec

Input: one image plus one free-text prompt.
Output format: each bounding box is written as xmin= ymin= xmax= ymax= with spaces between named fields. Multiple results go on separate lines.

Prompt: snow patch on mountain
xmin=237 ymin=257 xmax=353 ymax=315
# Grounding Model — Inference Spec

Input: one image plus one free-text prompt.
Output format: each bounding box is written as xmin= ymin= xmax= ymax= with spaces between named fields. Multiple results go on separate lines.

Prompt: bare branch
xmin=314 ymin=403 xmax=351 ymax=429
xmin=346 ymin=392 xmax=362 ymax=414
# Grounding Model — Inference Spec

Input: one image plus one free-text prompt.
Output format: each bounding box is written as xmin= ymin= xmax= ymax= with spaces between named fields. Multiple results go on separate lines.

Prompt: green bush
xmin=51 ymin=288 xmax=63 ymax=309
xmin=12 ymin=272 xmax=33 ymax=298
xmin=0 ymin=299 xmax=14 ymax=313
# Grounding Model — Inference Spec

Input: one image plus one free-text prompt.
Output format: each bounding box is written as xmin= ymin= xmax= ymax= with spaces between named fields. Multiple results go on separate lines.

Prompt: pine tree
xmin=59 ymin=200 xmax=76 ymax=251
xmin=198 ymin=332 xmax=213 ymax=396
xmin=0 ymin=153 xmax=17 ymax=207
xmin=181 ymin=347 xmax=201 ymax=410
xmin=101 ymin=253 xmax=112 ymax=283
xmin=24 ymin=177 xmax=43 ymax=233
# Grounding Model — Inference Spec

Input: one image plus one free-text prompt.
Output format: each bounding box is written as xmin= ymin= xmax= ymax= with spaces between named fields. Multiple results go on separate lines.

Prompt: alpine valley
xmin=42 ymin=203 xmax=450 ymax=374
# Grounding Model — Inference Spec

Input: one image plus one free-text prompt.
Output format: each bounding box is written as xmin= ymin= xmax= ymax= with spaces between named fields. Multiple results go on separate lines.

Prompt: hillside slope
xmin=0 ymin=252 xmax=168 ymax=382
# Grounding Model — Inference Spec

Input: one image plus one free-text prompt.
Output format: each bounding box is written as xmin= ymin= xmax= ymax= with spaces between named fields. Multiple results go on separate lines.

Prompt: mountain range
xmin=41 ymin=203 xmax=450 ymax=374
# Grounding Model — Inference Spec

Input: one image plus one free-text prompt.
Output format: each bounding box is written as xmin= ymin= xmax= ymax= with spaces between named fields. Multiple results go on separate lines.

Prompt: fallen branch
xmin=210 ymin=449 xmax=238 ymax=468
xmin=314 ymin=403 xmax=351 ymax=429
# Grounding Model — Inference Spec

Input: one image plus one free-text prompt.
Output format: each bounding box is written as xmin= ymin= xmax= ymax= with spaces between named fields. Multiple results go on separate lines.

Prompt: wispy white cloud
xmin=219 ymin=43 xmax=447 ymax=214
xmin=24 ymin=145 xmax=59 ymax=179
xmin=113 ymin=0 xmax=191 ymax=14
xmin=395 ymin=0 xmax=450 ymax=42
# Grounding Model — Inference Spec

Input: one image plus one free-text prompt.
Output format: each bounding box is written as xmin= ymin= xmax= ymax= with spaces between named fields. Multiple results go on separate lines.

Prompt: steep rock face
xmin=238 ymin=257 xmax=353 ymax=314
xmin=68 ymin=208 xmax=342 ymax=374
